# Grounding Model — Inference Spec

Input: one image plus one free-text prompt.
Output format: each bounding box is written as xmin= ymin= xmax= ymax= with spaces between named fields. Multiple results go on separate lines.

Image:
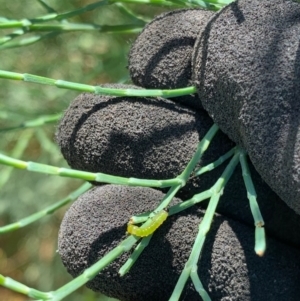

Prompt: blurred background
xmin=0 ymin=1 xmax=171 ymax=300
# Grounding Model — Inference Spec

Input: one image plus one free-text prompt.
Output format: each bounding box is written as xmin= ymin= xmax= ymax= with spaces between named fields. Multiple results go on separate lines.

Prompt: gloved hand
xmin=56 ymin=0 xmax=300 ymax=299
xmin=56 ymin=84 xmax=300 ymax=248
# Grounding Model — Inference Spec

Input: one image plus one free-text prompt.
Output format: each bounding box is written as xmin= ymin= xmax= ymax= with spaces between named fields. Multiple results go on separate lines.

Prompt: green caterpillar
xmin=127 ymin=210 xmax=168 ymax=237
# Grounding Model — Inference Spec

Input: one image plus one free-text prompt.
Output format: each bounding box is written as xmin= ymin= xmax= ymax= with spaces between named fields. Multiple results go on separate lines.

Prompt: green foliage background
xmin=0 ymin=1 xmax=169 ymax=300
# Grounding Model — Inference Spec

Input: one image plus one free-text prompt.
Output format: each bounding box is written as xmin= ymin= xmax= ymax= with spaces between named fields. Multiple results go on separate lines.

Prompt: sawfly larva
xmin=127 ymin=210 xmax=168 ymax=237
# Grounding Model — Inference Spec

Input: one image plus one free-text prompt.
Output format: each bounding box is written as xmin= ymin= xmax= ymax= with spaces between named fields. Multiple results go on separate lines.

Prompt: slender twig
xmin=0 ymin=235 xmax=140 ymax=301
xmin=169 ymin=150 xmax=241 ymax=301
xmin=115 ymin=3 xmax=152 ymax=23
xmin=0 ymin=23 xmax=144 ymax=49
xmin=119 ymin=235 xmax=153 ymax=276
xmin=34 ymin=128 xmax=61 ymax=159
xmin=4 ymin=22 xmax=145 ymax=32
xmin=239 ymin=150 xmax=266 ymax=256
xmin=0 ymin=130 xmax=33 ymax=189
xmin=0 ymin=32 xmax=62 ymax=50
xmin=0 ymin=183 xmax=92 ymax=234
xmin=0 ymin=70 xmax=196 ymax=98
xmin=0 ymin=0 xmax=186 ymax=31
xmin=0 ymin=113 xmax=62 ymax=132
xmin=0 ymin=1 xmax=110 ymax=29
xmin=36 ymin=0 xmax=58 ymax=14
xmin=0 ymin=152 xmax=181 ymax=187
xmin=193 ymin=147 xmax=236 ymax=177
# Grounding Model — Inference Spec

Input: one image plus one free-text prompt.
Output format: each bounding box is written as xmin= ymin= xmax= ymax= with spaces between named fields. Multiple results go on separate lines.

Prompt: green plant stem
xmin=36 ymin=0 xmax=58 ymax=14
xmin=129 ymin=211 xmax=152 ymax=224
xmin=169 ymin=150 xmax=241 ymax=301
xmin=0 ymin=113 xmax=62 ymax=132
xmin=0 ymin=28 xmax=27 ymax=45
xmin=190 ymin=268 xmax=211 ymax=301
xmin=0 ymin=1 xmax=109 ymax=29
xmin=0 ymin=0 xmax=187 ymax=31
xmin=8 ymin=22 xmax=145 ymax=32
xmin=34 ymin=128 xmax=61 ymax=158
xmin=176 ymin=124 xmax=220 ymax=186
xmin=188 ymin=0 xmax=234 ymax=9
xmin=0 ymin=130 xmax=33 ymax=189
xmin=0 ymin=70 xmax=197 ymax=98
xmin=0 ymin=183 xmax=92 ymax=234
xmin=0 ymin=147 xmax=264 ymax=301
xmin=206 ymin=0 xmax=234 ymax=5
xmin=119 ymin=235 xmax=153 ymax=276
xmin=0 ymin=32 xmax=62 ymax=49
xmin=115 ymin=3 xmax=151 ymax=23
xmin=239 ymin=150 xmax=266 ymax=256
xmin=193 ymin=147 xmax=236 ymax=177
xmin=0 ymin=24 xmax=144 ymax=49
xmin=0 ymin=274 xmax=51 ymax=299
xmin=51 ymin=236 xmax=138 ymax=301
xmin=0 ymin=152 xmax=181 ymax=187
xmin=0 ymin=235 xmax=140 ymax=301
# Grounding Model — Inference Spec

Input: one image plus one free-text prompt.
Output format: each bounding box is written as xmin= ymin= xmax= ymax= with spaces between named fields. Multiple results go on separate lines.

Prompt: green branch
xmin=169 ymin=149 xmax=241 ymax=301
xmin=0 ymin=183 xmax=92 ymax=234
xmin=0 ymin=69 xmax=197 ymax=97
xmin=0 ymin=152 xmax=181 ymax=187
xmin=0 ymin=113 xmax=62 ymax=132
xmin=239 ymin=150 xmax=266 ymax=256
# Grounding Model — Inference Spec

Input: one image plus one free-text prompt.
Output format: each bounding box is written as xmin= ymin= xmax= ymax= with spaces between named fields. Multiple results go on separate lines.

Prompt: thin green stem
xmin=115 ymin=3 xmax=151 ymax=23
xmin=0 ymin=183 xmax=92 ymax=234
xmin=14 ymin=22 xmax=145 ymax=32
xmin=0 ymin=0 xmax=187 ymax=31
xmin=51 ymin=235 xmax=140 ymax=301
xmin=130 ymin=188 xmax=213 ymax=224
xmin=186 ymin=0 xmax=233 ymax=9
xmin=0 ymin=28 xmax=27 ymax=45
xmin=0 ymin=32 xmax=62 ymax=50
xmin=151 ymin=123 xmax=219 ymax=214
xmin=0 ymin=1 xmax=109 ymax=29
xmin=190 ymin=268 xmax=211 ymax=301
xmin=177 ymin=124 xmax=219 ymax=187
xmin=0 ymin=153 xmax=181 ymax=187
xmin=239 ymin=150 xmax=266 ymax=256
xmin=193 ymin=147 xmax=236 ymax=177
xmin=0 ymin=70 xmax=197 ymax=98
xmin=206 ymin=0 xmax=234 ymax=5
xmin=0 ymin=234 xmax=141 ymax=300
xmin=0 ymin=113 xmax=62 ymax=132
xmin=169 ymin=151 xmax=240 ymax=301
xmin=119 ymin=235 xmax=153 ymax=276
xmin=0 ymin=130 xmax=33 ymax=189
xmin=124 ymin=147 xmax=236 ymax=223
xmin=0 ymin=22 xmax=143 ymax=50
xmin=34 ymin=128 xmax=61 ymax=158
xmin=211 ymin=148 xmax=242 ymax=194
xmin=129 ymin=211 xmax=152 ymax=224
xmin=0 ymin=274 xmax=52 ymax=299
xmin=36 ymin=0 xmax=58 ymax=14
xmin=169 ymin=190 xmax=213 ymax=216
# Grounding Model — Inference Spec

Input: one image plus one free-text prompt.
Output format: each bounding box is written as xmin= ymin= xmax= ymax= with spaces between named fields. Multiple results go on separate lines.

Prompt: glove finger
xmin=58 ymin=185 xmax=300 ymax=301
xmin=193 ymin=0 xmax=300 ymax=214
